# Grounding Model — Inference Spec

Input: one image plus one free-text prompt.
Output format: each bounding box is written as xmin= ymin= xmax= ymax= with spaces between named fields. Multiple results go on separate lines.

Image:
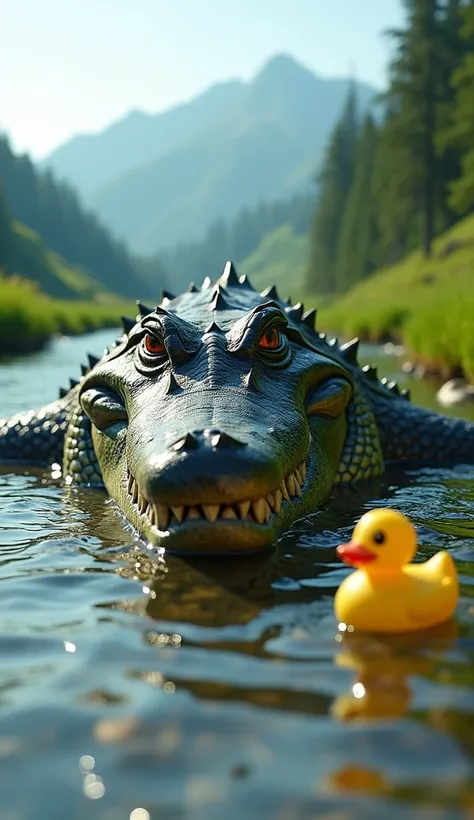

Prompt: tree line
xmin=0 ymin=135 xmax=164 ymax=299
xmin=307 ymin=0 xmax=474 ymax=295
xmin=0 ymin=125 xmax=315 ymax=299
xmin=158 ymin=192 xmax=315 ymax=291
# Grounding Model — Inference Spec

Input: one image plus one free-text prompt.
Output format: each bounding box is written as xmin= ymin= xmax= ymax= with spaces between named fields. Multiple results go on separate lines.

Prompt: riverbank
xmin=0 ymin=275 xmax=134 ymax=355
xmin=316 ymin=214 xmax=474 ymax=382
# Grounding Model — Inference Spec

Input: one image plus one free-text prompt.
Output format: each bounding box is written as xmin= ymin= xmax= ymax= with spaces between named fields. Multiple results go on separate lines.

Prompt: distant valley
xmin=42 ymin=54 xmax=376 ymax=255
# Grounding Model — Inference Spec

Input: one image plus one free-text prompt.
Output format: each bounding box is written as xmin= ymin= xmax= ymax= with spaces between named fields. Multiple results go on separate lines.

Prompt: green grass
xmin=1 ymin=221 xmax=133 ymax=356
xmin=317 ymin=214 xmax=474 ymax=381
xmin=0 ymin=274 xmax=133 ymax=355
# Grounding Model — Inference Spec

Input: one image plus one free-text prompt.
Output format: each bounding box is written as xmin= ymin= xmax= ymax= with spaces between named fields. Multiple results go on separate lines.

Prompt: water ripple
xmin=0 ymin=332 xmax=474 ymax=818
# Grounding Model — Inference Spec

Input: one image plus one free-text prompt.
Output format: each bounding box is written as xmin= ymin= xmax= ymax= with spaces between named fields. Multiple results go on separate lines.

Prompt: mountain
xmin=42 ymin=54 xmax=377 ymax=254
xmin=41 ymin=80 xmax=245 ymax=200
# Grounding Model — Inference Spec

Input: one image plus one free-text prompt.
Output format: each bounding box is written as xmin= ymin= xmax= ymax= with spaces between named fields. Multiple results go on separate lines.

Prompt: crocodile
xmin=1 ymin=261 xmax=474 ymax=555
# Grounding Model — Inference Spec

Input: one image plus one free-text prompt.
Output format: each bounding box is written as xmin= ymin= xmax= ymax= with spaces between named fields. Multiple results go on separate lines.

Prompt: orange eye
xmin=258 ymin=327 xmax=282 ymax=350
xmin=144 ymin=333 xmax=165 ymax=355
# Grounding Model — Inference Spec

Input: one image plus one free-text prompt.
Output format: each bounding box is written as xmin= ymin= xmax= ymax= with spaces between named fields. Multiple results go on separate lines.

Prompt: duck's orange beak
xmin=337 ymin=542 xmax=377 ymax=567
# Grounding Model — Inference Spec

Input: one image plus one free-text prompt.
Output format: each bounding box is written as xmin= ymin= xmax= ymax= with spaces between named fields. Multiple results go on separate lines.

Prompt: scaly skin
xmin=2 ymin=262 xmax=474 ymax=555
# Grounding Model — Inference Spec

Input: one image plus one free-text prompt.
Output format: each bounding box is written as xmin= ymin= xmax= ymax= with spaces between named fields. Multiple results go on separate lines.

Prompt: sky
xmin=0 ymin=0 xmax=404 ymax=160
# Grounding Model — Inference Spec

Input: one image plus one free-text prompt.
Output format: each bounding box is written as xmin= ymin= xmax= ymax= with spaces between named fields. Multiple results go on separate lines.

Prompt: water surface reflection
xmin=0 ymin=330 xmax=474 ymax=818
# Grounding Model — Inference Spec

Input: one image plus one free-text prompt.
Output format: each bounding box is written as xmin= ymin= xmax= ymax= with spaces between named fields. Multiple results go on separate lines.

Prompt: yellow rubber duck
xmin=334 ymin=508 xmax=459 ymax=633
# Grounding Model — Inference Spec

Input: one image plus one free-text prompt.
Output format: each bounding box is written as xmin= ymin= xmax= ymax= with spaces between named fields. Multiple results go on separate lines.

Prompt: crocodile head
xmin=78 ymin=263 xmax=356 ymax=554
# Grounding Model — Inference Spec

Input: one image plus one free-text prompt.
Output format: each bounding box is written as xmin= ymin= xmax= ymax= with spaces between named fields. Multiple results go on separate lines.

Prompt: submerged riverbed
xmin=1 ymin=329 xmax=474 ymax=819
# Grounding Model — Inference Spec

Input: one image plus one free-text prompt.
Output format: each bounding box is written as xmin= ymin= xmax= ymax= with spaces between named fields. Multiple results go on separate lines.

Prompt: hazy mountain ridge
xmin=41 ymin=80 xmax=245 ymax=199
xmin=43 ymin=54 xmax=377 ymax=254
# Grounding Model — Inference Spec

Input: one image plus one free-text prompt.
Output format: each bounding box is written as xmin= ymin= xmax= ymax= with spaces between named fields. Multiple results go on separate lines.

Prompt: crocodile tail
xmin=0 ymin=397 xmax=71 ymax=465
xmin=367 ymin=389 xmax=474 ymax=466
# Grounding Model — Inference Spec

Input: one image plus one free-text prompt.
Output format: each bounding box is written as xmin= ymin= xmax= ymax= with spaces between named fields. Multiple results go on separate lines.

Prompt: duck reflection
xmin=331 ymin=620 xmax=459 ymax=722
xmin=322 ymin=763 xmax=390 ymax=798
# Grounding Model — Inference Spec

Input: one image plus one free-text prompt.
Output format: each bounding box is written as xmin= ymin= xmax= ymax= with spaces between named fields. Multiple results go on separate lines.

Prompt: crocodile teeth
xmin=126 ymin=457 xmax=309 ymax=531
xmin=202 ymin=504 xmax=220 ymax=522
xmin=274 ymin=490 xmax=282 ymax=514
xmin=238 ymin=500 xmax=251 ymax=519
xmin=280 ymin=480 xmax=290 ymax=502
xmin=252 ymin=498 xmax=267 ymax=524
xmin=171 ymin=506 xmax=184 ymax=523
xmin=155 ymin=504 xmax=170 ymax=531
xmin=286 ymin=474 xmax=296 ymax=497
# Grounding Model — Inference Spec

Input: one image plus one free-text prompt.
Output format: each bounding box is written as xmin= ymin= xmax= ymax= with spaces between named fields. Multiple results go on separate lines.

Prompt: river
xmin=1 ymin=328 xmax=474 ymax=819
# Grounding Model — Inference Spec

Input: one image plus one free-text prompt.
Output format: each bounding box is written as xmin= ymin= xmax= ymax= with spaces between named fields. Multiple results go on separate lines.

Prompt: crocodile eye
xmin=373 ymin=531 xmax=386 ymax=545
xmin=144 ymin=333 xmax=165 ymax=356
xmin=258 ymin=327 xmax=282 ymax=350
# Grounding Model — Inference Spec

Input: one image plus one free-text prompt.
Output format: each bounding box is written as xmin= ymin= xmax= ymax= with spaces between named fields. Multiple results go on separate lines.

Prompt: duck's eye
xmin=258 ymin=327 xmax=282 ymax=350
xmin=373 ymin=531 xmax=386 ymax=545
xmin=144 ymin=333 xmax=165 ymax=356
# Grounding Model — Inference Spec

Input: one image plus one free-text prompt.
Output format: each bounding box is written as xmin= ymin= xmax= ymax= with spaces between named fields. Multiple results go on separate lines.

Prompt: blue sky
xmin=0 ymin=0 xmax=404 ymax=159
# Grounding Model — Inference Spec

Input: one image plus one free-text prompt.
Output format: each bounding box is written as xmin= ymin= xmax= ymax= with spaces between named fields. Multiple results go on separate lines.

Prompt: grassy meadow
xmin=314 ymin=214 xmax=474 ymax=381
xmin=237 ymin=215 xmax=474 ymax=381
xmin=0 ymin=274 xmax=133 ymax=356
xmin=3 ymin=212 xmax=474 ymax=383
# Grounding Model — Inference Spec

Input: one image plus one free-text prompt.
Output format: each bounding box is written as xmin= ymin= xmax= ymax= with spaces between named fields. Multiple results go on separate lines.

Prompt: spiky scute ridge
xmin=59 ymin=261 xmax=410 ymax=406
xmin=2 ymin=258 xmax=474 ymax=528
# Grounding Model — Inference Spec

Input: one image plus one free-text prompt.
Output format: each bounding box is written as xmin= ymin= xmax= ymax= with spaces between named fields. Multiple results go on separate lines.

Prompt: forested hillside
xmin=0 ymin=182 xmax=111 ymax=300
xmin=307 ymin=0 xmax=474 ymax=296
xmin=319 ymin=211 xmax=474 ymax=381
xmin=0 ymin=135 xmax=161 ymax=299
xmin=0 ymin=181 xmax=137 ymax=354
xmin=159 ymin=192 xmax=314 ymax=292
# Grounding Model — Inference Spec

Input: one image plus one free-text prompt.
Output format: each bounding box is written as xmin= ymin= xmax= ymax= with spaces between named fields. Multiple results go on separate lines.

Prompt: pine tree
xmin=435 ymin=0 xmax=467 ymax=228
xmin=335 ymin=115 xmax=379 ymax=291
xmin=380 ymin=0 xmax=463 ymax=258
xmin=371 ymin=107 xmax=421 ymax=267
xmin=307 ymin=84 xmax=359 ymax=294
xmin=0 ymin=183 xmax=12 ymax=268
xmin=442 ymin=1 xmax=474 ymax=213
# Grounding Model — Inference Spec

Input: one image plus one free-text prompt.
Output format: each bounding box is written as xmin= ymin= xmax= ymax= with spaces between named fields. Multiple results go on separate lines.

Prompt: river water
xmin=1 ymin=329 xmax=474 ymax=820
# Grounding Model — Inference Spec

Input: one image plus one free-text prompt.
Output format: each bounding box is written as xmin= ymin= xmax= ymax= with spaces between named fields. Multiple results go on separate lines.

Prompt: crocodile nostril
xmin=169 ymin=432 xmax=199 ymax=452
xmin=168 ymin=430 xmax=247 ymax=452
xmin=205 ymin=431 xmax=247 ymax=449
